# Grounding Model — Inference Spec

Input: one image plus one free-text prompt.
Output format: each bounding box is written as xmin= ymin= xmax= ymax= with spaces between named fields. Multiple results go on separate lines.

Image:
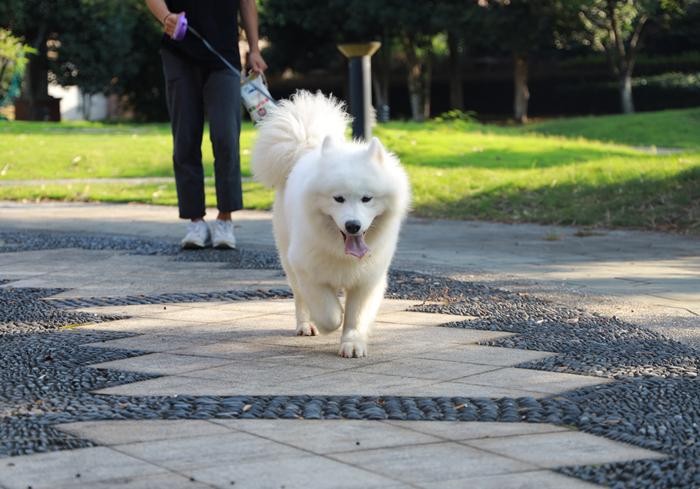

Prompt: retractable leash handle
xmin=172 ymin=13 xmax=188 ymax=41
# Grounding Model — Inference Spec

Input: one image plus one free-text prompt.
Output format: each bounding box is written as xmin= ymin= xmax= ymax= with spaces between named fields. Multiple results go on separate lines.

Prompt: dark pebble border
xmin=1 ymin=230 xmax=699 ymax=488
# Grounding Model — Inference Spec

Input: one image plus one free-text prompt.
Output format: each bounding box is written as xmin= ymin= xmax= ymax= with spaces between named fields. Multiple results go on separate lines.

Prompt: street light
xmin=337 ymin=42 xmax=381 ymax=141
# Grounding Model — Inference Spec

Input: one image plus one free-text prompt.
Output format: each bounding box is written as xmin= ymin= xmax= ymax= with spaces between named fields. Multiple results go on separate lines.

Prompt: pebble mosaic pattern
xmin=0 ymin=230 xmax=282 ymax=268
xmin=1 ymin=230 xmax=699 ymax=488
xmin=393 ymin=273 xmax=699 ymax=380
xmin=1 ymin=285 xmax=123 ymax=335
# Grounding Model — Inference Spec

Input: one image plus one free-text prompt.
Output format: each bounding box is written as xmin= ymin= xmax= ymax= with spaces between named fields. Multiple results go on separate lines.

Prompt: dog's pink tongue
xmin=344 ymin=234 xmax=369 ymax=258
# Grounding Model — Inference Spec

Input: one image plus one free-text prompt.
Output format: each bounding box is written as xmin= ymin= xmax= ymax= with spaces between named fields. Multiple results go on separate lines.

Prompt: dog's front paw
xmin=339 ymin=339 xmax=367 ymax=358
xmin=296 ymin=322 xmax=319 ymax=336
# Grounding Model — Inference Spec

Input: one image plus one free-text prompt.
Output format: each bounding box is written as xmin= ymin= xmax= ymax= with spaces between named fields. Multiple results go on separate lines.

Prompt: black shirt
xmin=161 ymin=0 xmax=241 ymax=70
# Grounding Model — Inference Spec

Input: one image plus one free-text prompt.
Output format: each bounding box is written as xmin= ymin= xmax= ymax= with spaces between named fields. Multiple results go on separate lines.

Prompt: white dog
xmin=251 ymin=91 xmax=410 ymax=357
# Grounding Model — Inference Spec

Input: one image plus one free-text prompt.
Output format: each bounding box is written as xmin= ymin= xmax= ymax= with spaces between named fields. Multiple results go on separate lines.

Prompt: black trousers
xmin=161 ymin=48 xmax=242 ymax=219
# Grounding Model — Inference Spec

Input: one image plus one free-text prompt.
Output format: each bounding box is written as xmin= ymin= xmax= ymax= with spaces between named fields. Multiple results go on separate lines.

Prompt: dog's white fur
xmin=251 ymin=91 xmax=410 ymax=357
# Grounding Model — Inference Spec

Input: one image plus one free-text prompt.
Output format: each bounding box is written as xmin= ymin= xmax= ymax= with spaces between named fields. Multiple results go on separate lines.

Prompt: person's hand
xmin=248 ymin=51 xmax=268 ymax=74
xmin=162 ymin=11 xmax=183 ymax=38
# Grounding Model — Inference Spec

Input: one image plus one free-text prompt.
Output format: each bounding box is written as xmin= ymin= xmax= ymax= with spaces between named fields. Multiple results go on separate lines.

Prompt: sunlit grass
xmin=1 ymin=107 xmax=699 ymax=233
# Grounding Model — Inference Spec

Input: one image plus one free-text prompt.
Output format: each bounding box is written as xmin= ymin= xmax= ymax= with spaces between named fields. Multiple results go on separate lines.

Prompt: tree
xmin=434 ymin=0 xmax=489 ymax=111
xmin=0 ymin=0 xmax=136 ymax=120
xmin=365 ymin=0 xmax=441 ymax=121
xmin=51 ymin=1 xmax=136 ymax=119
xmin=574 ymin=0 xmax=691 ymax=114
xmin=261 ymin=0 xmax=442 ymax=122
xmin=0 ymin=29 xmax=34 ymax=108
xmin=484 ymin=0 xmax=558 ymax=124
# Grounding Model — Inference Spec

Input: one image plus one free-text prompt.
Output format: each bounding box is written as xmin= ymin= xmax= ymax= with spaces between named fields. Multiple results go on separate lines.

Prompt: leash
xmin=172 ymin=13 xmax=276 ymax=103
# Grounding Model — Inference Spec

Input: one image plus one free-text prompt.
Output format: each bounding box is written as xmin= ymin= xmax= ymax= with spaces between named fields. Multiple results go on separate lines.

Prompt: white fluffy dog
xmin=251 ymin=91 xmax=410 ymax=357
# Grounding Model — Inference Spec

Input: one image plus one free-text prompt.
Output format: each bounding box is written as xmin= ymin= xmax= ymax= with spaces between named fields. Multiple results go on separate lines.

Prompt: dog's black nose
xmin=345 ymin=220 xmax=361 ymax=234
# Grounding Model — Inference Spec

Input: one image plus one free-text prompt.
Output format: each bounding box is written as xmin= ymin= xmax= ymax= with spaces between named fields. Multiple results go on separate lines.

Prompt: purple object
xmin=172 ymin=13 xmax=188 ymax=41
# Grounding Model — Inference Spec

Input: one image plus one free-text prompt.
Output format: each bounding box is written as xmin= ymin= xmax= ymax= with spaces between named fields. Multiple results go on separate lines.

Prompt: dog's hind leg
xmin=339 ymin=274 xmax=387 ymax=358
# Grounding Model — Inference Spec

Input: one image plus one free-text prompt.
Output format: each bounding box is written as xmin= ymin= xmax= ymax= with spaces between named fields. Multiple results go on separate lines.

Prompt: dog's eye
xmin=333 ymin=196 xmax=345 ymax=203
xmin=361 ymin=196 xmax=373 ymax=203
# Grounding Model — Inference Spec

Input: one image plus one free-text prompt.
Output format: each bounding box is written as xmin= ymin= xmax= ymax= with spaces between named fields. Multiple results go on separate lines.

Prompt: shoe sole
xmin=213 ymin=242 xmax=236 ymax=249
xmin=181 ymin=240 xmax=211 ymax=249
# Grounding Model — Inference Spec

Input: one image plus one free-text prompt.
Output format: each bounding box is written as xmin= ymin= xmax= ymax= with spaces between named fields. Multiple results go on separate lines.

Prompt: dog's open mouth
xmin=340 ymin=231 xmax=369 ymax=258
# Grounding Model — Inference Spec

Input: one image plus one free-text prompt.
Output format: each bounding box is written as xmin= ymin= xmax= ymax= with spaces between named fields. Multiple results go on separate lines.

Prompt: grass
xmin=522 ymin=107 xmax=700 ymax=150
xmin=1 ymin=107 xmax=699 ymax=233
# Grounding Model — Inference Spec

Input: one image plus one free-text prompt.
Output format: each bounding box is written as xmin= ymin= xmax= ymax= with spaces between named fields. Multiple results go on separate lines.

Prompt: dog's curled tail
xmin=251 ymin=90 xmax=350 ymax=189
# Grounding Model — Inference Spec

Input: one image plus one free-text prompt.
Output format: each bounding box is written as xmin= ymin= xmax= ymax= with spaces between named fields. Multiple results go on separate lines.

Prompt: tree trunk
xmin=17 ymin=23 xmax=50 ymax=120
xmin=403 ymin=35 xmax=430 ymax=122
xmin=513 ymin=53 xmax=529 ymax=124
xmin=407 ymin=63 xmax=424 ymax=122
xmin=619 ymin=71 xmax=634 ymax=114
xmin=421 ymin=54 xmax=431 ymax=120
xmin=372 ymin=29 xmax=391 ymax=122
xmin=82 ymin=92 xmax=93 ymax=121
xmin=447 ymin=31 xmax=464 ymax=111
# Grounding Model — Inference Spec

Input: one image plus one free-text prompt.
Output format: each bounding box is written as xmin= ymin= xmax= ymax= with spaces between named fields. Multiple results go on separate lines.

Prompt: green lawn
xmin=1 ymin=107 xmax=699 ymax=233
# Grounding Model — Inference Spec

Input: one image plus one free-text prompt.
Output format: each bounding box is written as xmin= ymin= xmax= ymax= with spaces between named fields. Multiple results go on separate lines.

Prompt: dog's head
xmin=310 ymin=136 xmax=408 ymax=259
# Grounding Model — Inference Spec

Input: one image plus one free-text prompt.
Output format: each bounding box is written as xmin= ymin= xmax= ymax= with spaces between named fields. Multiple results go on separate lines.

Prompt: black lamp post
xmin=337 ymin=42 xmax=381 ymax=141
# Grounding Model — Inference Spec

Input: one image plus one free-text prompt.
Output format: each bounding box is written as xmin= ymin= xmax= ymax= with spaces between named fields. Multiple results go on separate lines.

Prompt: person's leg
xmin=203 ymin=68 xmax=243 ymax=219
xmin=161 ymin=49 xmax=206 ymax=220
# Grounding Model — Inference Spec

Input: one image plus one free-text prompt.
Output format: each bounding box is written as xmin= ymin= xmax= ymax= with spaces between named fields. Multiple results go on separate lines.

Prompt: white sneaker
xmin=181 ymin=220 xmax=211 ymax=249
xmin=211 ymin=219 xmax=236 ymax=249
xmin=211 ymin=219 xmax=237 ymax=249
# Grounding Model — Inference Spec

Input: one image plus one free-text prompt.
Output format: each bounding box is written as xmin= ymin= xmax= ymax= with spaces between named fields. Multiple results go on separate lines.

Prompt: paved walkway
xmin=0 ymin=201 xmax=698 ymax=488
xmin=2 ymin=201 xmax=698 ymax=345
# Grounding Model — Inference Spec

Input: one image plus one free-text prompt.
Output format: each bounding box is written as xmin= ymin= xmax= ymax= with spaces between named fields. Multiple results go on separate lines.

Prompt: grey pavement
xmin=1 ymin=200 xmax=698 ymax=345
xmin=0 ymin=296 xmax=662 ymax=488
xmin=0 ymin=200 xmax=697 ymax=488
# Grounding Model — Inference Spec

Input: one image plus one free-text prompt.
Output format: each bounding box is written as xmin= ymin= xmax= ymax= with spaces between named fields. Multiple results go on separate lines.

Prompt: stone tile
xmin=192 ymin=314 xmax=298 ymax=339
xmin=181 ymin=361 xmax=330 ymax=386
xmin=242 ymin=369 xmax=542 ymax=397
xmin=417 ymin=344 xmax=556 ymax=367
xmin=383 ymin=421 xmax=569 ymax=441
xmin=206 ymin=298 xmax=296 ymax=314
xmin=91 ymin=365 xmax=412 ymax=396
xmin=84 ymin=335 xmax=204 ymax=353
xmin=455 ymin=367 xmax=610 ymax=394
xmin=387 ymin=381 xmax=547 ymax=399
xmin=89 ymin=352 xmax=233 ymax=375
xmin=170 ymin=340 xmax=303 ymax=361
xmin=74 ymin=303 xmax=189 ymax=318
xmin=331 ymin=442 xmax=533 ymax=483
xmin=377 ymin=299 xmax=429 ymax=314
xmin=377 ymin=310 xmax=473 ymax=326
xmin=157 ymin=306 xmax=267 ymax=323
xmin=266 ymin=329 xmax=513 ymax=361
xmin=76 ymin=316 xmax=201 ymax=335
xmin=215 ymin=419 xmax=441 ymax=454
xmin=94 ymin=375 xmax=249 ymax=396
xmin=372 ymin=327 xmax=515 ymax=349
xmin=261 ymin=371 xmax=441 ymax=396
xmin=189 ymin=454 xmax=408 ymax=489
xmin=55 ymin=473 xmax=213 ymax=489
xmin=277 ymin=349 xmax=392 ymax=370
xmin=237 ymin=327 xmax=343 ymax=348
xmin=464 ymin=431 xmax=665 ymax=468
xmin=146 ymin=316 xmax=297 ymax=342
xmin=56 ymin=420 xmax=230 ymax=445
xmin=116 ymin=432 xmax=304 ymax=471
xmin=0 ymin=447 xmax=166 ymax=489
xmin=352 ymin=357 xmax=498 ymax=381
xmin=419 ymin=470 xmax=603 ymax=489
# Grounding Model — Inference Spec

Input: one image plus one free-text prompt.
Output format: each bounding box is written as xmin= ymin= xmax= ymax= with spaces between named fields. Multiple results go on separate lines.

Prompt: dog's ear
xmin=321 ymin=135 xmax=334 ymax=154
xmin=367 ymin=137 xmax=385 ymax=164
